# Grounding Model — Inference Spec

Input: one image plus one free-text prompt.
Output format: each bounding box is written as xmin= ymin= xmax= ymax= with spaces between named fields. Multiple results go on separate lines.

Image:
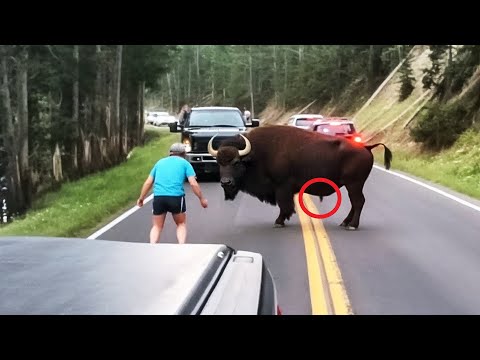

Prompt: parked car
xmin=146 ymin=111 xmax=176 ymax=126
xmin=309 ymin=118 xmax=363 ymax=144
xmin=287 ymin=114 xmax=324 ymax=129
xmin=0 ymin=236 xmax=281 ymax=315
xmin=169 ymin=106 xmax=259 ymax=177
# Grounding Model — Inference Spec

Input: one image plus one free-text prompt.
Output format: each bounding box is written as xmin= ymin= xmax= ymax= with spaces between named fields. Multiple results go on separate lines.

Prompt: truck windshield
xmin=188 ymin=110 xmax=245 ymax=127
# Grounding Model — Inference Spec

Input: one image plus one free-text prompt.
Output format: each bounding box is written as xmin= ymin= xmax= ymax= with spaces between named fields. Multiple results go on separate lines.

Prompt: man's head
xmin=169 ymin=143 xmax=187 ymax=157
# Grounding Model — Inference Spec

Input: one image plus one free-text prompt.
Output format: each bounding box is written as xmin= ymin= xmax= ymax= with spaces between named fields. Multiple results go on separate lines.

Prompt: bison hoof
xmin=345 ymin=225 xmax=358 ymax=231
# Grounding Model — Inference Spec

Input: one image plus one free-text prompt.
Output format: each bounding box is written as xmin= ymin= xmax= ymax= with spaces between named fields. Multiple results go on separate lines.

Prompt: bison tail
xmin=364 ymin=143 xmax=393 ymax=170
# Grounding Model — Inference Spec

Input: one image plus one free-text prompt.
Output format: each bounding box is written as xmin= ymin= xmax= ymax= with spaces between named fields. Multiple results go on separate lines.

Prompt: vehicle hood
xmin=182 ymin=127 xmax=248 ymax=153
xmin=183 ymin=127 xmax=247 ymax=136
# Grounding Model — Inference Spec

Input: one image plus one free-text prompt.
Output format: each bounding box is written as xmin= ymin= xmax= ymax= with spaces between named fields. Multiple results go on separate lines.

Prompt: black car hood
xmin=183 ymin=127 xmax=248 ymax=153
xmin=183 ymin=127 xmax=247 ymax=137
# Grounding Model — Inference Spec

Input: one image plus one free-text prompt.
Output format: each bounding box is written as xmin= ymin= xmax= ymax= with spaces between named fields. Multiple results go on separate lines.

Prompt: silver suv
xmin=0 ymin=236 xmax=281 ymax=315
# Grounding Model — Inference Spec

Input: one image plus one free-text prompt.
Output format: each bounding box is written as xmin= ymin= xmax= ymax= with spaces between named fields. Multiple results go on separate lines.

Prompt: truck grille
xmin=192 ymin=136 xmax=234 ymax=153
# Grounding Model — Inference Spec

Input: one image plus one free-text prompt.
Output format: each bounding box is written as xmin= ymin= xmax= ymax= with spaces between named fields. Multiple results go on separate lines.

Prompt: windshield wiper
xmin=210 ymin=125 xmax=242 ymax=127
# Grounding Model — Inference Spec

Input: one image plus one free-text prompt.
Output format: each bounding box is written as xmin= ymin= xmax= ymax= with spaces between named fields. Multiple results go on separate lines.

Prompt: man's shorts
xmin=152 ymin=195 xmax=186 ymax=215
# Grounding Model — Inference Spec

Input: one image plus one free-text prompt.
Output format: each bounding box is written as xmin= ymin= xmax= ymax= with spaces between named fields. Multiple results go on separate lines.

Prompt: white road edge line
xmin=373 ymin=165 xmax=480 ymax=213
xmin=87 ymin=193 xmax=154 ymax=239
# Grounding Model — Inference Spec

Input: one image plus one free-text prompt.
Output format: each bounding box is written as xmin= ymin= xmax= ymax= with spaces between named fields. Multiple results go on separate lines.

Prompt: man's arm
xmin=137 ymin=175 xmax=154 ymax=207
xmin=188 ymin=176 xmax=208 ymax=208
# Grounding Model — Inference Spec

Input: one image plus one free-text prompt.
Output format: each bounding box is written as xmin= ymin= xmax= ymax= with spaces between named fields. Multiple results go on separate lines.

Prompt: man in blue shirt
xmin=137 ymin=143 xmax=208 ymax=244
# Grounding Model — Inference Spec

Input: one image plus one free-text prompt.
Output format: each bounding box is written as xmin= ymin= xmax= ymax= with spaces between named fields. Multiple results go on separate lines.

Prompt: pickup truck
xmin=169 ymin=107 xmax=259 ymax=177
xmin=0 ymin=236 xmax=281 ymax=315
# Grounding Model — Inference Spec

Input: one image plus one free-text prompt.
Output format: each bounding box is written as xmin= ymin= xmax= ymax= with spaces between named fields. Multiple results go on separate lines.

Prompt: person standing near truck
xmin=178 ymin=104 xmax=191 ymax=126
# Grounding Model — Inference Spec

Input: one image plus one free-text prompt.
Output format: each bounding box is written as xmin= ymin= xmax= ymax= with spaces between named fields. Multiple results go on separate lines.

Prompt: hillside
xmin=258 ymin=45 xmax=480 ymax=200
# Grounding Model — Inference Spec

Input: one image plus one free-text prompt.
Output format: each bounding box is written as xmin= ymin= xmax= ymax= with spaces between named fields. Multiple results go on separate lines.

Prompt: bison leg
xmin=274 ymin=187 xmax=295 ymax=228
xmin=340 ymin=207 xmax=354 ymax=227
xmin=344 ymin=182 xmax=366 ymax=230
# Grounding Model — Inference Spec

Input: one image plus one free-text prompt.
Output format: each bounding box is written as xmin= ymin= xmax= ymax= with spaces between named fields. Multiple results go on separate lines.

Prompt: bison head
xmin=208 ymin=134 xmax=252 ymax=201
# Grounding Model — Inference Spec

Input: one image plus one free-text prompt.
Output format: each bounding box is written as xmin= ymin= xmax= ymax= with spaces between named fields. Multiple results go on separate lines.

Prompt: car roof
xmin=192 ymin=106 xmax=241 ymax=111
xmin=290 ymin=114 xmax=324 ymax=119
xmin=313 ymin=119 xmax=354 ymax=125
xmin=0 ymin=236 xmax=235 ymax=315
xmin=321 ymin=116 xmax=351 ymax=121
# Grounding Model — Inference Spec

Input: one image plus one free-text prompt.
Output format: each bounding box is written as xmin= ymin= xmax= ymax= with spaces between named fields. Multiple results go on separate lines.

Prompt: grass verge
xmin=0 ymin=129 xmax=179 ymax=238
xmin=373 ymin=129 xmax=480 ymax=200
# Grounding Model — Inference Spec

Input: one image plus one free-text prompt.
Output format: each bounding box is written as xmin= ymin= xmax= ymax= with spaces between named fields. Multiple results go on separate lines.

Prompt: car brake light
xmin=354 ymin=136 xmax=362 ymax=143
xmin=277 ymin=305 xmax=282 ymax=315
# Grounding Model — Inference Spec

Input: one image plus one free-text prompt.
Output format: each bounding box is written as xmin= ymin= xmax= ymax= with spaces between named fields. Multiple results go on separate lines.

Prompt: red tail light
xmin=354 ymin=136 xmax=362 ymax=143
xmin=277 ymin=305 xmax=283 ymax=315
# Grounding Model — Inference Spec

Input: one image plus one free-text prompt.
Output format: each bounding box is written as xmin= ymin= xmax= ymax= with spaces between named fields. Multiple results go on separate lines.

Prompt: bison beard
xmin=208 ymin=126 xmax=392 ymax=230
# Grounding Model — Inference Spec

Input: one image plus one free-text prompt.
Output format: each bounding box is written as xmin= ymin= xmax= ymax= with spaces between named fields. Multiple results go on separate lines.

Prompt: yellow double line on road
xmin=294 ymin=194 xmax=353 ymax=315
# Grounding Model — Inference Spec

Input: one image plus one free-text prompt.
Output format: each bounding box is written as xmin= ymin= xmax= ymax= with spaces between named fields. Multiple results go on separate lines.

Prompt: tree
xmin=398 ymin=53 xmax=416 ymax=101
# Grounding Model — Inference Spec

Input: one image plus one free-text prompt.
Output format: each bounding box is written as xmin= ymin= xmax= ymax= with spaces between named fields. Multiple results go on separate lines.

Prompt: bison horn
xmin=207 ymin=135 xmax=218 ymax=157
xmin=238 ymin=134 xmax=252 ymax=157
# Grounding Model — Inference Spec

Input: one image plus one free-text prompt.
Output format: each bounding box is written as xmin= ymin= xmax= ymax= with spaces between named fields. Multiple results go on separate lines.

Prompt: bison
xmin=207 ymin=125 xmax=392 ymax=230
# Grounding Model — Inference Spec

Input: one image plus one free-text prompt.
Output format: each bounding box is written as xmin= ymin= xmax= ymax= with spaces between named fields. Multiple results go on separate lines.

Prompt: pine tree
xmin=398 ymin=54 xmax=415 ymax=101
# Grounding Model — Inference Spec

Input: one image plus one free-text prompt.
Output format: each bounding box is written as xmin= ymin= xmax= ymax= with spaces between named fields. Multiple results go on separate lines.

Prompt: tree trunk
xmin=397 ymin=45 xmax=403 ymax=63
xmin=137 ymin=81 xmax=145 ymax=145
xmin=211 ymin=64 xmax=215 ymax=103
xmin=167 ymin=73 xmax=173 ymax=113
xmin=52 ymin=143 xmax=63 ymax=183
xmin=94 ymin=46 xmax=103 ymax=134
xmin=92 ymin=45 xmax=103 ymax=171
xmin=113 ymin=45 xmax=122 ymax=158
xmin=1 ymin=52 xmax=24 ymax=214
xmin=196 ymin=45 xmax=200 ymax=77
xmin=196 ymin=45 xmax=200 ymax=101
xmin=188 ymin=61 xmax=191 ymax=100
xmin=368 ymin=45 xmax=375 ymax=91
xmin=273 ymin=45 xmax=278 ymax=106
xmin=72 ymin=45 xmax=79 ymax=173
xmin=249 ymin=46 xmax=254 ymax=118
xmin=175 ymin=67 xmax=180 ymax=111
xmin=16 ymin=46 xmax=31 ymax=208
xmin=283 ymin=50 xmax=288 ymax=109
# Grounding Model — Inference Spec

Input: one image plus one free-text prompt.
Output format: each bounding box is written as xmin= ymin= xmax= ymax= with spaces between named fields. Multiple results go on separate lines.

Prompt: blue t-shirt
xmin=149 ymin=156 xmax=196 ymax=196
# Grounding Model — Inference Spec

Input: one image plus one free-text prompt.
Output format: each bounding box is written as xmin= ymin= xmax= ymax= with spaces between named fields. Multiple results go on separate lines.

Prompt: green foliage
xmin=411 ymin=45 xmax=480 ymax=148
xmin=0 ymin=130 xmax=177 ymax=237
xmin=398 ymin=54 xmax=416 ymax=101
xmin=422 ymin=45 xmax=449 ymax=91
xmin=1 ymin=44 xmax=180 ymax=221
xmin=158 ymin=45 xmax=408 ymax=114
xmin=445 ymin=45 xmax=480 ymax=97
xmin=124 ymin=45 xmax=179 ymax=89
xmin=410 ymin=102 xmax=471 ymax=150
xmin=376 ymin=129 xmax=480 ymax=200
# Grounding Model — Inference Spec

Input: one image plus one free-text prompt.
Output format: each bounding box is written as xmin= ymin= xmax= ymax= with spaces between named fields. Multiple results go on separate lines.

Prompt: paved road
xmin=97 ymin=168 xmax=480 ymax=315
xmin=98 ymin=175 xmax=312 ymax=315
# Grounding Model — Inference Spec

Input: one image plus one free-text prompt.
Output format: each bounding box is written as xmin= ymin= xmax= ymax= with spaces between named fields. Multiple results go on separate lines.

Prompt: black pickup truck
xmin=169 ymin=107 xmax=259 ymax=177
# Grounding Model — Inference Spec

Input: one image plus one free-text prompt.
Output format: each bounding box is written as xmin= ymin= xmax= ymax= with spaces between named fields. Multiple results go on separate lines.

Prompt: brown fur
xmin=213 ymin=125 xmax=392 ymax=229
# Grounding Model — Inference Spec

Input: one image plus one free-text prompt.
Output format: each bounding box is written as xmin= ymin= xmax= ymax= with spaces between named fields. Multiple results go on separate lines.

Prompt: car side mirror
xmin=248 ymin=119 xmax=260 ymax=127
xmin=169 ymin=122 xmax=181 ymax=133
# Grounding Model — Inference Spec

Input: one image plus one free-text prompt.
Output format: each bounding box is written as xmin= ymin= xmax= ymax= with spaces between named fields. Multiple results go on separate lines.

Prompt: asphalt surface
xmin=98 ymin=175 xmax=312 ymax=315
xmin=98 ymin=169 xmax=480 ymax=315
